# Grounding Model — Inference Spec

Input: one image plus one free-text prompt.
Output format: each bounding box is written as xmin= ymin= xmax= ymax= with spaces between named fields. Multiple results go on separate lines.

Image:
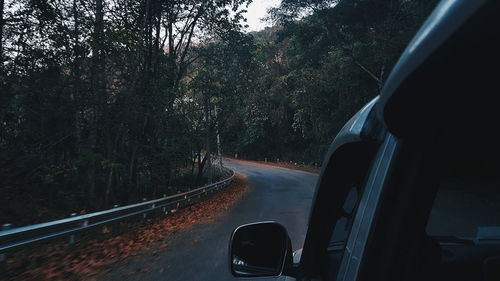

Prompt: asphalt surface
xmin=98 ymin=159 xmax=318 ymax=281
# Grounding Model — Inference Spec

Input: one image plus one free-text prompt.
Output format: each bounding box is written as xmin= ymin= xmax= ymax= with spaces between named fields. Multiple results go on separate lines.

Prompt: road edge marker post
xmin=69 ymin=213 xmax=77 ymax=245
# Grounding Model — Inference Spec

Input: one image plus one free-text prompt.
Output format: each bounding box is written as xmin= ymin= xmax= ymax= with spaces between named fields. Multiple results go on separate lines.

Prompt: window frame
xmin=336 ymin=133 xmax=399 ymax=281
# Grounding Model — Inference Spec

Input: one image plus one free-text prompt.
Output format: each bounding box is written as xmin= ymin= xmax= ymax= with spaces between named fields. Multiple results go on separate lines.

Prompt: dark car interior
xmin=421 ymin=130 xmax=500 ymax=281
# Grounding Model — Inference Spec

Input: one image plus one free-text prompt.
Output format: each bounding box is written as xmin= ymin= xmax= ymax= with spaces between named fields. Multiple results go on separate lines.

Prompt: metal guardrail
xmin=0 ymin=168 xmax=235 ymax=254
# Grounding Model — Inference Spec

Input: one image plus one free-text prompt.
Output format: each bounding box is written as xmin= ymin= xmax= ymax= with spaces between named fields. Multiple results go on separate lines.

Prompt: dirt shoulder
xmin=227 ymin=158 xmax=321 ymax=174
xmin=2 ymin=173 xmax=249 ymax=281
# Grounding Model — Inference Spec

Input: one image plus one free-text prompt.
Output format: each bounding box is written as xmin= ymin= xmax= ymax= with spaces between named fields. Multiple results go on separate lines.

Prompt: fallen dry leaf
xmin=101 ymin=226 xmax=110 ymax=234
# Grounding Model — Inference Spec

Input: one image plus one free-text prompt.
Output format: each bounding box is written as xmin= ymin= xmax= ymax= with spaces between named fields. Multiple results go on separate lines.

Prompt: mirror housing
xmin=229 ymin=221 xmax=295 ymax=278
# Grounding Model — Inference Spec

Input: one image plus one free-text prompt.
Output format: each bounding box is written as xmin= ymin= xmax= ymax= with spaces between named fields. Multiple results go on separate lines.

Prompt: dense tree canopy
xmin=220 ymin=0 xmax=438 ymax=162
xmin=0 ymin=0 xmax=437 ymax=225
xmin=0 ymin=0 xmax=251 ymax=224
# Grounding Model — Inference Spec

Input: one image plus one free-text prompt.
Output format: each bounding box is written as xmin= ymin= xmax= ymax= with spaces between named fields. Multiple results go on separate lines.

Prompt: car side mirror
xmin=229 ymin=222 xmax=295 ymax=277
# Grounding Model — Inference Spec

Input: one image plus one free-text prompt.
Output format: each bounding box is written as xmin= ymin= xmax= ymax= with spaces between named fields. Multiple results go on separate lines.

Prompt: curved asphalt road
xmin=99 ymin=159 xmax=318 ymax=281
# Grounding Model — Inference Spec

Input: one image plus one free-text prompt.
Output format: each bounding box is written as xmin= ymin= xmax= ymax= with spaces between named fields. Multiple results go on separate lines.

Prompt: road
xmin=98 ymin=159 xmax=318 ymax=281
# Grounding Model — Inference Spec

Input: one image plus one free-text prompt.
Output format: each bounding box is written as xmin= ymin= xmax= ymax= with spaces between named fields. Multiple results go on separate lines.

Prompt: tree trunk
xmin=87 ymin=111 xmax=97 ymax=197
xmin=153 ymin=1 xmax=162 ymax=76
xmin=128 ymin=145 xmax=139 ymax=199
xmin=214 ymin=105 xmax=222 ymax=167
xmin=103 ymin=123 xmax=122 ymax=206
xmin=92 ymin=0 xmax=105 ymax=94
xmin=191 ymin=151 xmax=196 ymax=177
xmin=203 ymin=92 xmax=212 ymax=183
xmin=72 ymin=0 xmax=82 ymax=150
xmin=143 ymin=0 xmax=152 ymax=73
xmin=104 ymin=167 xmax=114 ymax=206
xmin=0 ymin=0 xmax=4 ymax=66
xmin=196 ymin=151 xmax=208 ymax=184
xmin=88 ymin=0 xmax=105 ymax=198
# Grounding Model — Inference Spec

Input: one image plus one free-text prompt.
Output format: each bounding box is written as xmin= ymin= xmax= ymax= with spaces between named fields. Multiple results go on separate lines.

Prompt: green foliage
xmin=0 ymin=0 xmax=437 ymax=225
xmin=0 ymin=0 xmax=251 ymax=225
xmin=217 ymin=0 xmax=438 ymax=163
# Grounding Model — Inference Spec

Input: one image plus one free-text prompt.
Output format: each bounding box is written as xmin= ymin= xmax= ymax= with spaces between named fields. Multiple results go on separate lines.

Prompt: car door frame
xmin=297 ymin=98 xmax=385 ymax=279
xmin=335 ymin=133 xmax=399 ymax=281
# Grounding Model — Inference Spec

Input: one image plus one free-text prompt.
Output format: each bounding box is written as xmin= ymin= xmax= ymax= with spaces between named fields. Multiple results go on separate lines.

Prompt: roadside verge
xmin=2 ymin=173 xmax=249 ymax=281
xmin=228 ymin=158 xmax=320 ymax=174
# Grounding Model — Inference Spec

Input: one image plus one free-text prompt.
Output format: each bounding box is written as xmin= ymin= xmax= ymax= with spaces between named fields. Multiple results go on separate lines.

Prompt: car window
xmin=427 ymin=176 xmax=500 ymax=238
xmin=324 ymin=142 xmax=379 ymax=281
xmin=330 ymin=185 xmax=361 ymax=244
xmin=425 ymin=132 xmax=500 ymax=240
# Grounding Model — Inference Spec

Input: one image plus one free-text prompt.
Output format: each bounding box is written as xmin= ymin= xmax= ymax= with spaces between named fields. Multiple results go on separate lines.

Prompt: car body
xmin=229 ymin=1 xmax=500 ymax=281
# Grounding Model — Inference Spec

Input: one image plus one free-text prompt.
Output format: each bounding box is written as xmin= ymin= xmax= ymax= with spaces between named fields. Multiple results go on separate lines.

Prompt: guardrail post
xmin=265 ymin=157 xmax=267 ymax=163
xmin=69 ymin=213 xmax=77 ymax=245
xmin=111 ymin=205 xmax=120 ymax=234
xmin=142 ymin=198 xmax=147 ymax=219
xmin=0 ymin=224 xmax=12 ymax=277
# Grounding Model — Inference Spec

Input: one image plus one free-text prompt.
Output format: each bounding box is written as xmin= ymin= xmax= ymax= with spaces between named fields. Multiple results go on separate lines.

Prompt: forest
xmin=0 ymin=0 xmax=436 ymax=225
